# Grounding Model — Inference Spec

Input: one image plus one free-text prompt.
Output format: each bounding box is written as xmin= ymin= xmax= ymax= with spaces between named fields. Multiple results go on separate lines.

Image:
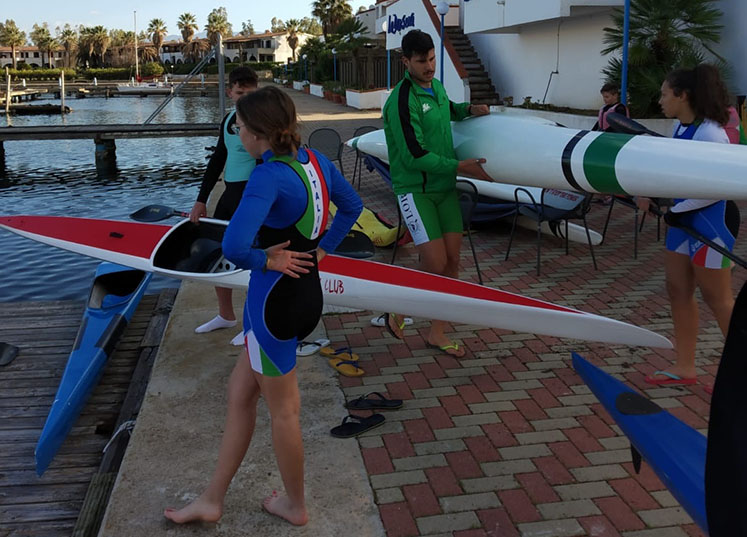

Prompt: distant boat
xmin=116 ymin=80 xmax=173 ymax=95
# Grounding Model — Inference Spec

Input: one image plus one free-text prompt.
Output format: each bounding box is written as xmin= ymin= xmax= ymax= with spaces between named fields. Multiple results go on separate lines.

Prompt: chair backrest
xmin=353 ymin=125 xmax=378 ymax=139
xmin=540 ymin=188 xmax=594 ymax=219
xmin=456 ymin=180 xmax=479 ymax=229
xmin=308 ymin=127 xmax=343 ymax=161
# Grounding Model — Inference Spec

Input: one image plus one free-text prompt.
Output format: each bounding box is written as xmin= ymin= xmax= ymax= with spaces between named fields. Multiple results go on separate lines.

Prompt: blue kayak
xmin=571 ymin=353 xmax=707 ymax=532
xmin=35 ymin=263 xmax=151 ymax=475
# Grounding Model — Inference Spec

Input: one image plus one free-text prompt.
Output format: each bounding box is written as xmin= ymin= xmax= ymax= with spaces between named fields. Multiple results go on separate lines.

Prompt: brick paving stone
xmin=464 ymin=436 xmax=502 ymax=463
xmin=425 ymin=466 xmax=463 ymax=497
xmin=416 ymin=512 xmax=481 ymax=534
xmin=609 ymin=478 xmax=660 ymax=510
xmin=498 ymin=444 xmax=551 ymax=460
xmin=515 ymin=472 xmax=560 ymax=504
xmin=461 ymin=475 xmax=519 ymax=493
xmin=370 ymin=470 xmax=428 ymax=490
xmin=453 ymin=413 xmax=501 ymax=427
xmin=594 ymin=496 xmax=645 ymax=532
xmin=637 ymin=507 xmax=694 ymax=527
xmin=585 ymin=449 xmax=632 ymax=466
xmin=515 ymin=430 xmax=567 ymax=445
xmin=578 ymin=515 xmax=622 ymax=537
xmin=393 ymin=454 xmax=448 ymax=472
xmin=376 ymin=487 xmax=406 ymax=504
xmin=477 ymin=508 xmax=520 ymax=537
xmin=482 ymin=423 xmax=519 ymax=448
xmin=362 ymin=447 xmax=394 ymax=475
xmin=379 ymin=502 xmax=419 ymax=537
xmin=620 ymin=528 xmax=689 ymax=537
xmin=404 ymin=418 xmax=436 ymax=443
xmin=485 ymin=390 xmax=529 ymax=402
xmin=440 ymin=492 xmax=501 ymax=513
xmin=403 ymin=483 xmax=442 ymax=518
xmin=498 ymin=489 xmax=542 ymax=523
xmin=383 ymin=432 xmax=416 ymax=458
xmin=482 ymin=459 xmax=537 ymax=476
xmin=422 ymin=406 xmax=455 ymax=430
xmin=571 ymin=464 xmax=628 ymax=482
xmin=555 ymin=481 xmax=616 ymax=500
xmin=650 ymin=490 xmax=678 ymax=508
xmin=549 ymin=441 xmax=591 ymax=468
xmin=537 ymin=499 xmax=602 ymax=519
xmin=446 ymin=450 xmax=483 ymax=479
xmin=517 ymin=519 xmax=585 ymax=537
xmin=533 ymin=456 xmax=575 ymax=485
xmin=414 ymin=439 xmax=467 ymax=456
xmin=531 ymin=417 xmax=580 ymax=431
xmin=434 ymin=425 xmax=485 ymax=441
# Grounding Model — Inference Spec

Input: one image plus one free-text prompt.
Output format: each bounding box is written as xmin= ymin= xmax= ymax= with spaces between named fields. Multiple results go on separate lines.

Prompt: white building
xmin=0 ymin=46 xmax=64 ymax=68
xmin=365 ymin=0 xmax=747 ymax=109
xmin=159 ymin=32 xmax=313 ymax=65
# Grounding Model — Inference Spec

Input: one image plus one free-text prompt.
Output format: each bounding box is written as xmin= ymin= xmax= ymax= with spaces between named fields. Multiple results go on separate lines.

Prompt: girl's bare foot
xmin=427 ymin=335 xmax=466 ymax=357
xmin=262 ymin=491 xmax=308 ymax=526
xmin=164 ymin=495 xmax=222 ymax=524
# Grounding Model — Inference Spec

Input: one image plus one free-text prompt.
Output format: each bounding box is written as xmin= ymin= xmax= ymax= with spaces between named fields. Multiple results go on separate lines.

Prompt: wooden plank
xmin=71 ymin=473 xmax=116 ymax=537
xmin=0 ymin=502 xmax=81 ymax=524
xmin=2 ymin=519 xmax=74 ymax=537
xmin=0 ymin=483 xmax=90 ymax=506
xmin=140 ymin=288 xmax=177 ymax=347
xmin=0 ymin=453 xmax=100 ymax=471
xmin=0 ymin=467 xmax=97 ymax=487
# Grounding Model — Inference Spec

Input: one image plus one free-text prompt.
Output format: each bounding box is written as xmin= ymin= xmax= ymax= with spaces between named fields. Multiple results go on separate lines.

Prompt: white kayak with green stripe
xmin=348 ymin=112 xmax=747 ymax=200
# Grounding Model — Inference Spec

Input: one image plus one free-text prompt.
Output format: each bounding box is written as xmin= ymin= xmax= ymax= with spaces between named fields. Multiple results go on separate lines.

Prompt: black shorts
xmin=213 ymin=180 xmax=248 ymax=220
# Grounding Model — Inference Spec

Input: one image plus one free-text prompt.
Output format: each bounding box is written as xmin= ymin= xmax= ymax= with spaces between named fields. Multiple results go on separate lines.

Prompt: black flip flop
xmin=345 ymin=392 xmax=403 ymax=411
xmin=0 ymin=342 xmax=19 ymax=366
xmin=330 ymin=414 xmax=386 ymax=438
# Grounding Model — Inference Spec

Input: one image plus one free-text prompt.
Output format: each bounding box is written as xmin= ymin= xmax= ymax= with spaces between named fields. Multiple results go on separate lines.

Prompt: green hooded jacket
xmin=382 ymin=71 xmax=471 ymax=194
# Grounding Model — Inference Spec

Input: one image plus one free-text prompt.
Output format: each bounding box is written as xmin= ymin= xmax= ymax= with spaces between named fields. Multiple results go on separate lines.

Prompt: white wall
xmin=715 ymin=0 xmax=747 ymax=96
xmin=385 ymin=0 xmax=469 ymax=102
xmin=469 ymin=12 xmax=615 ymax=109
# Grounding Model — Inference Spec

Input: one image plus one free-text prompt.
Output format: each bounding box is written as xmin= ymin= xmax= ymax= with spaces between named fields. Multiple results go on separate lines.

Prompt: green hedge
xmin=79 ymin=68 xmax=132 ymax=80
xmin=6 ymin=68 xmax=76 ymax=80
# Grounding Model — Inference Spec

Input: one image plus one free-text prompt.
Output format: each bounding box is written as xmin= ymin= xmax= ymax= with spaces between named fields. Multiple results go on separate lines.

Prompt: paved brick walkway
xmin=289 ymin=86 xmax=745 ymax=537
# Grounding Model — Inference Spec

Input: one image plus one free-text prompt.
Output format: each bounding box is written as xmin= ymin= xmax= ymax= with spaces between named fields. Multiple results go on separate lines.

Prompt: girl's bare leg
xmin=216 ymin=286 xmax=236 ymax=321
xmin=257 ymin=369 xmax=308 ymax=526
xmin=662 ymin=251 xmax=699 ymax=379
xmin=694 ymin=265 xmax=735 ymax=337
xmin=164 ymin=350 xmax=260 ymax=523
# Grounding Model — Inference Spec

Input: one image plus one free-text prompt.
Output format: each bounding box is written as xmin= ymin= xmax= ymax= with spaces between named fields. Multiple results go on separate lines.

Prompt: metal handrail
xmin=144 ymin=38 xmax=223 ymax=124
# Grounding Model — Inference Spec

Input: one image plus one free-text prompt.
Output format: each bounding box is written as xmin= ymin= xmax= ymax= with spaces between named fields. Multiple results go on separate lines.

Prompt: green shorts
xmin=397 ymin=190 xmax=463 ymax=245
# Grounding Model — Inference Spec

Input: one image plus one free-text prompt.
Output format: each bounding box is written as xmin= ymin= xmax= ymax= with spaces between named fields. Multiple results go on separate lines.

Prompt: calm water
xmin=0 ymin=94 xmax=227 ymax=301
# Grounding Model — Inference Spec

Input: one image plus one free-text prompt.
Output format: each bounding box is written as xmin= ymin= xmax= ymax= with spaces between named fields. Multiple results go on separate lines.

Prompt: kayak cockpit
xmin=89 ymin=269 xmax=150 ymax=310
xmin=152 ymin=219 xmax=237 ymax=275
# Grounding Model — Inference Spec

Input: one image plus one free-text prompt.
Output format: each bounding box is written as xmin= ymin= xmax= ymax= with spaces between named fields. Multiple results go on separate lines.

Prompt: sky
xmin=4 ymin=0 xmax=374 ymax=38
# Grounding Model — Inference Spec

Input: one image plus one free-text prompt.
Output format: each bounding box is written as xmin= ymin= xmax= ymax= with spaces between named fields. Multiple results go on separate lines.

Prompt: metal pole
xmin=387 ymin=49 xmax=391 ymax=90
xmin=621 ymin=0 xmax=630 ymax=105
xmin=5 ymin=67 xmax=10 ymax=114
xmin=440 ymin=14 xmax=445 ymax=82
xmin=333 ymin=53 xmax=337 ymax=81
xmin=60 ymin=70 xmax=65 ymax=114
xmin=218 ymin=34 xmax=226 ymax=115
xmin=134 ymin=11 xmax=139 ymax=80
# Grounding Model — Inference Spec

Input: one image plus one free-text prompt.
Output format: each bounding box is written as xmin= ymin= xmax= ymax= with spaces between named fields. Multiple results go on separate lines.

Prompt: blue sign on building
xmin=388 ymin=13 xmax=416 ymax=34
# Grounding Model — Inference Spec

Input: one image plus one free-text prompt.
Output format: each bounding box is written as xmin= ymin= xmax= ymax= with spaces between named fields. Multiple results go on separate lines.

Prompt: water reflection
xmin=0 ymin=95 xmax=224 ymax=301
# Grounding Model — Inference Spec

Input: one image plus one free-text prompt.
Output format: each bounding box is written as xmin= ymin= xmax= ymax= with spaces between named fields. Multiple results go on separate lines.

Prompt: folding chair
xmin=505 ymin=187 xmax=597 ymax=275
xmin=601 ymin=195 xmax=666 ymax=259
xmin=307 ymin=127 xmax=345 ymax=177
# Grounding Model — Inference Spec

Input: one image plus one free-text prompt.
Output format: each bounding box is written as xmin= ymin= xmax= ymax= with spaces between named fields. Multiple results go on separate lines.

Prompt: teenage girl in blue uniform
xmin=165 ymin=86 xmax=362 ymax=525
xmin=642 ymin=65 xmax=739 ymax=387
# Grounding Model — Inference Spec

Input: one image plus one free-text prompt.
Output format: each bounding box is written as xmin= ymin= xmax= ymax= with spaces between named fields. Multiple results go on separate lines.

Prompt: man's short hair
xmin=229 ymin=66 xmax=258 ymax=87
xmin=401 ymin=30 xmax=434 ymax=58
xmin=600 ymin=82 xmax=619 ymax=94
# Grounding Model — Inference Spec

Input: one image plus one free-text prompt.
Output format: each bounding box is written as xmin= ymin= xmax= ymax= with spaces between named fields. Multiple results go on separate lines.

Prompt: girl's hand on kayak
xmin=316 ymin=247 xmax=327 ymax=263
xmin=635 ymin=197 xmax=651 ymax=213
xmin=265 ymin=241 xmax=314 ymax=278
xmin=190 ymin=202 xmax=207 ymax=224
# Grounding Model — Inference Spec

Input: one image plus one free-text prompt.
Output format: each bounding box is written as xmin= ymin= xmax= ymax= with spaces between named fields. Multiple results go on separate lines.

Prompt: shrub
xmin=80 ymin=68 xmax=132 ymax=80
xmin=6 ymin=68 xmax=77 ymax=80
xmin=141 ymin=62 xmax=164 ymax=77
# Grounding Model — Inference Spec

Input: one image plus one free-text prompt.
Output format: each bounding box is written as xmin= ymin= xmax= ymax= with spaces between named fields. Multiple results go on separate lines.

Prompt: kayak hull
xmin=349 ymin=111 xmax=747 ymax=200
xmin=572 ymin=353 xmax=707 ymax=532
xmin=0 ymin=215 xmax=671 ymax=349
xmin=35 ymin=262 xmax=152 ymax=475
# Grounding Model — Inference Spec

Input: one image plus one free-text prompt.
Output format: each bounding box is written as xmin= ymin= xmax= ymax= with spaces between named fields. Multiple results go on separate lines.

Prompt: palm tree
xmin=56 ymin=24 xmax=78 ymax=68
xmin=147 ymin=18 xmax=168 ymax=62
xmin=139 ymin=45 xmax=159 ymax=63
xmin=285 ymin=19 xmax=301 ymax=62
xmin=601 ymin=0 xmax=724 ymax=117
xmin=182 ymin=39 xmax=209 ymax=62
xmin=90 ymin=26 xmax=111 ymax=67
xmin=0 ymin=20 xmax=27 ymax=69
xmin=177 ymin=13 xmax=198 ymax=43
xmin=312 ymin=0 xmax=352 ymax=38
xmin=334 ymin=18 xmax=369 ymax=88
xmin=205 ymin=7 xmax=232 ymax=47
xmin=30 ymin=23 xmax=55 ymax=67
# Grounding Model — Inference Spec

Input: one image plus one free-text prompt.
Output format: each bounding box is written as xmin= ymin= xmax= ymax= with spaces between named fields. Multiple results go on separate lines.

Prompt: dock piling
xmin=94 ymin=137 xmax=116 ymax=166
xmin=61 ymin=71 xmax=66 ymax=114
xmin=4 ymin=67 xmax=9 ymax=114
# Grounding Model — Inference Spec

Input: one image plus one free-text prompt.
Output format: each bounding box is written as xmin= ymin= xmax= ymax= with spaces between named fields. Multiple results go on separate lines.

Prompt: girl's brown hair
xmin=666 ymin=64 xmax=730 ymax=126
xmin=236 ymin=86 xmax=301 ymax=154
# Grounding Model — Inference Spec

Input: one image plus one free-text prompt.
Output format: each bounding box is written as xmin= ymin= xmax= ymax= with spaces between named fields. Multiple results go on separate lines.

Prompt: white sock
xmin=194 ymin=315 xmax=237 ymax=334
xmin=230 ymin=332 xmax=245 ymax=346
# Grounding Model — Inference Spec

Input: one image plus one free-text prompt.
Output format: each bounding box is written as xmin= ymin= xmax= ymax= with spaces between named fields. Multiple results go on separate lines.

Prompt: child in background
xmin=593 ymin=83 xmax=629 ymax=131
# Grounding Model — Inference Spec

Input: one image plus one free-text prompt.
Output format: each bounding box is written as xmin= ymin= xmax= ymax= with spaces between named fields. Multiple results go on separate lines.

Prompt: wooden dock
xmin=0 ymin=123 xmax=219 ymax=142
xmin=0 ymin=289 xmax=175 ymax=537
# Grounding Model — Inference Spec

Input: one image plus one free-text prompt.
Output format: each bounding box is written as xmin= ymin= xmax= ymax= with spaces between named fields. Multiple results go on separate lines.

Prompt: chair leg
xmin=583 ymin=215 xmax=598 ymax=270
xmin=633 ymin=207 xmax=639 ymax=259
xmin=601 ymin=197 xmax=616 ymax=243
xmin=505 ymin=212 xmax=519 ymax=261
xmin=536 ymin=220 xmax=542 ymax=276
xmin=467 ymin=229 xmax=483 ymax=285
xmin=338 ymin=158 xmax=345 ymax=178
xmin=352 ymin=154 xmax=360 ymax=186
xmin=656 ymin=214 xmax=662 ymax=241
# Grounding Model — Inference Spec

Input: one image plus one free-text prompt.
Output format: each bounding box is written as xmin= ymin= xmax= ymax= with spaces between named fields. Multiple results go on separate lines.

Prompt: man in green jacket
xmin=382 ymin=29 xmax=491 ymax=357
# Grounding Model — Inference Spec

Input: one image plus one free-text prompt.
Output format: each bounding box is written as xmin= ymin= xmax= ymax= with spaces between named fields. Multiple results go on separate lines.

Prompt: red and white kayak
xmin=0 ymin=215 xmax=671 ymax=348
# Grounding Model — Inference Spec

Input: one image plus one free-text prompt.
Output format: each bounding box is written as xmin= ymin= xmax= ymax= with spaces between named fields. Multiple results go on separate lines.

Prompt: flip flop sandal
xmin=296 ymin=338 xmax=331 ymax=357
xmin=427 ymin=342 xmax=465 ymax=357
xmin=330 ymin=413 xmax=386 ymax=438
xmin=345 ymin=392 xmax=403 ymax=411
xmin=0 ymin=342 xmax=19 ymax=366
xmin=643 ymin=370 xmax=697 ymax=386
xmin=328 ymin=358 xmax=365 ymax=377
xmin=383 ymin=312 xmax=405 ymax=340
xmin=320 ymin=346 xmax=359 ymax=361
xmin=370 ymin=314 xmax=414 ymax=327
